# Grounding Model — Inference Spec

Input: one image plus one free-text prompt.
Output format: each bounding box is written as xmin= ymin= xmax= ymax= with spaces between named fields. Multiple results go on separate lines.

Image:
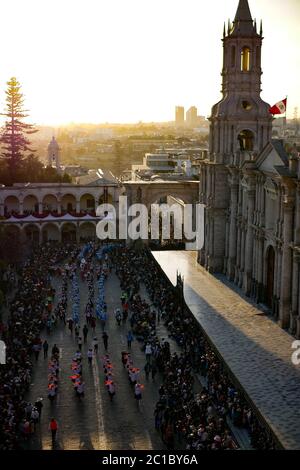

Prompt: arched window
xmin=231 ymin=46 xmax=236 ymax=67
xmin=238 ymin=130 xmax=254 ymax=151
xmin=241 ymin=47 xmax=250 ymax=71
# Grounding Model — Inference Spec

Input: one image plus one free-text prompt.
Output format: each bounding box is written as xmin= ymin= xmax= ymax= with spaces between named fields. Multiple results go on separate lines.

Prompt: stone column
xmin=235 ymin=224 xmax=241 ymax=284
xmin=297 ymin=265 xmax=300 ymax=338
xmin=227 ymin=179 xmax=239 ymax=280
xmin=38 ymin=202 xmax=43 ymax=215
xmin=256 ymin=235 xmax=264 ymax=302
xmin=0 ymin=203 xmax=4 ymax=217
xmin=244 ymin=190 xmax=255 ymax=295
xmin=279 ymin=200 xmax=294 ymax=329
xmin=39 ymin=227 xmax=43 ymax=245
xmin=239 ymin=228 xmax=245 ymax=287
xmin=290 ymin=253 xmax=300 ymax=335
xmin=58 ymin=225 xmax=62 ymax=243
xmin=76 ymin=224 xmax=80 ymax=244
xmin=76 ymin=201 xmax=80 ymax=214
xmin=19 ymin=201 xmax=24 ymax=215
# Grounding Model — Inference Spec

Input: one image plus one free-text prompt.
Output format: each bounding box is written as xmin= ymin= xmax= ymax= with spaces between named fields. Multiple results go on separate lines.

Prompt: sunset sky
xmin=0 ymin=0 xmax=299 ymax=125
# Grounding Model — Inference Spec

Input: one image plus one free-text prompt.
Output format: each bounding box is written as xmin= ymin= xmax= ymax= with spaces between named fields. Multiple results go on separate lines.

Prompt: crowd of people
xmin=0 ymin=240 xmax=278 ymax=450
xmin=121 ymin=351 xmax=144 ymax=404
xmin=112 ymin=246 xmax=277 ymax=450
xmin=47 ymin=346 xmax=59 ymax=401
xmin=0 ymin=243 xmax=76 ymax=450
xmin=102 ymin=354 xmax=116 ymax=401
xmin=70 ymin=351 xmax=85 ymax=400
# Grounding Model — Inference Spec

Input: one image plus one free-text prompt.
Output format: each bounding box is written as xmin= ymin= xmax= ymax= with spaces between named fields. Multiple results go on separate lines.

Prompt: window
xmin=241 ymin=47 xmax=250 ymax=71
xmin=231 ymin=46 xmax=236 ymax=67
xmin=238 ymin=130 xmax=254 ymax=151
xmin=242 ymin=100 xmax=252 ymax=110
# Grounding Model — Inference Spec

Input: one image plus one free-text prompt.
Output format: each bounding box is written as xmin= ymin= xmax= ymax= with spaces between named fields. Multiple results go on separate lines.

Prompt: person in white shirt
xmin=76 ymin=381 xmax=85 ymax=400
xmin=107 ymin=381 xmax=116 ymax=401
xmin=145 ymin=343 xmax=152 ymax=363
xmin=134 ymin=383 xmax=142 ymax=403
xmin=87 ymin=348 xmax=93 ymax=365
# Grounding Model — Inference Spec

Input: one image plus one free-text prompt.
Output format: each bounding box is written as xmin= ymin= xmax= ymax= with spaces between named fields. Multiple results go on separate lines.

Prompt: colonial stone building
xmin=0 ymin=169 xmax=121 ymax=244
xmin=199 ymin=0 xmax=300 ymax=336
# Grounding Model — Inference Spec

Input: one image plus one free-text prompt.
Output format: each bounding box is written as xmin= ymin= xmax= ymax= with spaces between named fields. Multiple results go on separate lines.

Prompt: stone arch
xmin=61 ymin=194 xmax=76 ymax=213
xmin=23 ymin=194 xmax=39 ymax=214
xmin=4 ymin=195 xmax=20 ymax=215
xmin=42 ymin=194 xmax=58 ymax=213
xmin=237 ymin=129 xmax=255 ymax=151
xmin=23 ymin=223 xmax=40 ymax=244
xmin=42 ymin=223 xmax=60 ymax=243
xmin=61 ymin=222 xmax=77 ymax=243
xmin=5 ymin=224 xmax=21 ymax=240
xmin=98 ymin=191 xmax=113 ymax=205
xmin=79 ymin=222 xmax=96 ymax=241
xmin=80 ymin=193 xmax=95 ymax=212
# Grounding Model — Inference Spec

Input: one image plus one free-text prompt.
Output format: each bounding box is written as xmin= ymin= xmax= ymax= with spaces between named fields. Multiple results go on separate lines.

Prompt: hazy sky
xmin=0 ymin=0 xmax=299 ymax=125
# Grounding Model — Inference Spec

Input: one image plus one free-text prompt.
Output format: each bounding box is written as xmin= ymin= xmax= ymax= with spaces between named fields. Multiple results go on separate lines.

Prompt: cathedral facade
xmin=199 ymin=0 xmax=300 ymax=337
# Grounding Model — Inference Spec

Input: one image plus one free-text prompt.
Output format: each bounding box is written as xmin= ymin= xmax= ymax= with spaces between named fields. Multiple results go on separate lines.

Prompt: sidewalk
xmin=152 ymin=250 xmax=300 ymax=450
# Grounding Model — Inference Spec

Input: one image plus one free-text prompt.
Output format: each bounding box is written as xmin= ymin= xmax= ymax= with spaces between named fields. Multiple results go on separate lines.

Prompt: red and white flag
xmin=269 ymin=98 xmax=287 ymax=115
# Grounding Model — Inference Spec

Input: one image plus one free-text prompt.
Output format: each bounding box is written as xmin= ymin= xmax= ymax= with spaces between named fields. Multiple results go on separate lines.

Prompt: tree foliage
xmin=0 ymin=77 xmax=72 ymax=185
xmin=0 ymin=77 xmax=37 ymax=183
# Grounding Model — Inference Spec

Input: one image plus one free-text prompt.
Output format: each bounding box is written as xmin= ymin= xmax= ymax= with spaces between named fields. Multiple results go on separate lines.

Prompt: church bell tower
xmin=199 ymin=0 xmax=272 ymax=273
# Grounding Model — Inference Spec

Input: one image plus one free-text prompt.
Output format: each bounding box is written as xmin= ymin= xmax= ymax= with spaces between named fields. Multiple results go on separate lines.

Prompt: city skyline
xmin=0 ymin=0 xmax=299 ymax=125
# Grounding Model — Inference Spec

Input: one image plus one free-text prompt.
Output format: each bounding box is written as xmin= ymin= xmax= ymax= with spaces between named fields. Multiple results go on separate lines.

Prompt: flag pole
xmin=284 ymin=95 xmax=288 ymax=137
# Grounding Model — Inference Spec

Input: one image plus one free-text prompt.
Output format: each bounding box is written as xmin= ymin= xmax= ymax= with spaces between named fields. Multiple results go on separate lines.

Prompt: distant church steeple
xmin=47 ymin=136 xmax=61 ymax=169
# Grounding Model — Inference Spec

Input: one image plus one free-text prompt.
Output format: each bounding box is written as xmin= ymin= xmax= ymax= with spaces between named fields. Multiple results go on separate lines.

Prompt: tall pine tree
xmin=0 ymin=77 xmax=37 ymax=184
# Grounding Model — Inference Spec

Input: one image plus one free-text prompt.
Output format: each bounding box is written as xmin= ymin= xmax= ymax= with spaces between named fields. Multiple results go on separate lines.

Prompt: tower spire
xmin=234 ymin=0 xmax=252 ymax=22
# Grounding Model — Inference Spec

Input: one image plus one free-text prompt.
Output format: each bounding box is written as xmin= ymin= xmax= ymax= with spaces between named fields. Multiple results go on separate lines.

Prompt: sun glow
xmin=0 ymin=0 xmax=299 ymax=125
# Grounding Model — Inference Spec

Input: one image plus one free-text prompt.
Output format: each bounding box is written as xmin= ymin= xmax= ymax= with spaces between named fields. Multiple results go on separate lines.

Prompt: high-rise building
xmin=175 ymin=106 xmax=185 ymax=126
xmin=186 ymin=106 xmax=198 ymax=127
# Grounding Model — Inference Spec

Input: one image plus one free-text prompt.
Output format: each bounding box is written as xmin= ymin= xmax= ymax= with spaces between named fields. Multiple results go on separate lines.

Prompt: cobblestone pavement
xmin=26 ymin=264 xmax=179 ymax=450
xmin=153 ymin=250 xmax=300 ymax=450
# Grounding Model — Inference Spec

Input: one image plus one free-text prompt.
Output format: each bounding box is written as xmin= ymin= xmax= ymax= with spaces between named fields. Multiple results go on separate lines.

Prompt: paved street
xmin=153 ymin=250 xmax=300 ymax=450
xmin=26 ymin=263 xmax=176 ymax=450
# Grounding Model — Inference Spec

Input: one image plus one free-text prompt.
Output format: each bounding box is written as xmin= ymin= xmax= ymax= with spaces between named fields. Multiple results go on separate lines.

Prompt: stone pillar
xmin=19 ymin=201 xmax=24 ymax=215
xmin=39 ymin=227 xmax=43 ymax=245
xmin=297 ymin=266 xmax=300 ymax=338
xmin=279 ymin=200 xmax=294 ymax=329
xmin=58 ymin=225 xmax=62 ymax=243
xmin=227 ymin=180 xmax=238 ymax=280
xmin=235 ymin=224 xmax=241 ymax=284
xmin=290 ymin=254 xmax=300 ymax=335
xmin=239 ymin=228 xmax=245 ymax=287
xmin=244 ymin=190 xmax=255 ymax=295
xmin=38 ymin=202 xmax=43 ymax=215
xmin=76 ymin=201 xmax=80 ymax=214
xmin=0 ymin=203 xmax=4 ymax=217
